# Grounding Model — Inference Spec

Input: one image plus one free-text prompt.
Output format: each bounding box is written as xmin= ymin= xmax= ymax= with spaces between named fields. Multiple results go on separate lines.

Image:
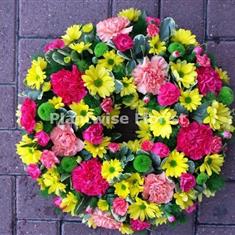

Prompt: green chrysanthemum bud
xmin=133 ymin=154 xmax=152 ymax=173
xmin=94 ymin=107 xmax=102 ymax=116
xmin=38 ymin=102 xmax=56 ymax=121
xmin=196 ymin=172 xmax=208 ymax=185
xmin=218 ymin=86 xmax=234 ymax=105
xmin=61 ymin=157 xmax=77 ymax=173
xmin=94 ymin=42 xmax=108 ymax=57
xmin=168 ymin=42 xmax=185 ymax=56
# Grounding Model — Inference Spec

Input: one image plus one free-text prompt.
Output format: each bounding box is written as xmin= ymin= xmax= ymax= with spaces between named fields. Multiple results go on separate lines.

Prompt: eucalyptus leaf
xmin=52 ymin=51 xmax=66 ymax=65
xmin=114 ymin=79 xmax=124 ymax=94
xmin=117 ymin=51 xmax=131 ymax=61
xmin=45 ymin=51 xmax=54 ymax=64
xmin=21 ymin=89 xmax=43 ymax=100
xmin=174 ymin=103 xmax=188 ymax=115
xmin=60 ymin=173 xmax=70 ymax=182
xmin=70 ymin=50 xmax=79 ymax=62
xmin=111 ymin=209 xmax=127 ymax=222
xmin=151 ymin=153 xmax=161 ymax=167
xmin=187 ymin=160 xmax=195 ymax=173
xmin=57 ymin=49 xmax=70 ymax=56
xmin=160 ymin=17 xmax=176 ymax=41
xmin=133 ymin=34 xmax=147 ymax=55
xmin=192 ymin=102 xmax=210 ymax=123
xmin=125 ymin=60 xmax=137 ymax=75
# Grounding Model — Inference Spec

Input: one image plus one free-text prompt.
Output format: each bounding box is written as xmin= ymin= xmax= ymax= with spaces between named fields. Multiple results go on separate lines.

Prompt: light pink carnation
xmin=96 ymin=16 xmax=133 ymax=42
xmin=26 ymin=164 xmax=41 ymax=180
xmin=132 ymin=56 xmax=168 ymax=95
xmin=147 ymin=23 xmax=159 ymax=37
xmin=50 ymin=124 xmax=84 ymax=156
xmin=112 ymin=197 xmax=129 ymax=216
xmin=41 ymin=150 xmax=59 ymax=169
xmin=44 ymin=39 xmax=65 ymax=52
xmin=130 ymin=219 xmax=150 ymax=231
xmin=35 ymin=131 xmax=50 ymax=147
xmin=143 ymin=173 xmax=175 ymax=204
xmin=196 ymin=54 xmax=211 ymax=67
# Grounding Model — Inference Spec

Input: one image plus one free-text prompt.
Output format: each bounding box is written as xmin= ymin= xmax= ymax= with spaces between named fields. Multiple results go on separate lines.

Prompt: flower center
xmin=178 ymin=71 xmax=184 ymax=77
xmin=207 ymin=158 xmax=212 ymax=165
xmin=80 ymin=110 xmax=87 ymax=116
xmin=170 ymin=160 xmax=177 ymax=167
xmin=185 ymin=97 xmax=192 ymax=104
xmin=139 ymin=204 xmax=146 ymax=210
xmin=158 ymin=117 xmax=166 ymax=125
xmin=94 ymin=78 xmax=103 ymax=87
xmin=108 ymin=59 xmax=114 ymax=65
xmin=121 ymin=184 xmax=126 ymax=190
xmin=109 ymin=167 xmax=115 ymax=173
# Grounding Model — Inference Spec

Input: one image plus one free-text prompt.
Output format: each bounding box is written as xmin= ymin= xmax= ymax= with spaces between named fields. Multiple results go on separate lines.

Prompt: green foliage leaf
xmin=206 ymin=173 xmax=224 ymax=192
xmin=52 ymin=51 xmax=66 ymax=65
xmin=133 ymin=34 xmax=147 ymax=55
xmin=125 ymin=60 xmax=137 ymax=75
xmin=160 ymin=17 xmax=176 ymax=41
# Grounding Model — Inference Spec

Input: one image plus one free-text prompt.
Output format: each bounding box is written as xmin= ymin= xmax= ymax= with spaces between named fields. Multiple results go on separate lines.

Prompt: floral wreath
xmin=16 ymin=8 xmax=234 ymax=234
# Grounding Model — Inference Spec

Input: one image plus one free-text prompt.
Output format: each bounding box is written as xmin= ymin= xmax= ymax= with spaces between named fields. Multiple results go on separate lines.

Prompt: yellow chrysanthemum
xmin=162 ymin=150 xmax=189 ymax=177
xmin=120 ymin=77 xmax=136 ymax=97
xmin=118 ymin=8 xmax=141 ymax=22
xmin=179 ymin=88 xmax=202 ymax=112
xmin=216 ymin=67 xmax=230 ymax=83
xmin=172 ymin=29 xmax=197 ymax=45
xmin=69 ymin=101 xmax=96 ymax=127
xmin=69 ymin=42 xmax=92 ymax=54
xmin=60 ymin=192 xmax=78 ymax=216
xmin=16 ymin=135 xmax=41 ymax=165
xmin=148 ymin=108 xmax=178 ymax=139
xmin=40 ymin=168 xmax=66 ymax=195
xmin=149 ymin=35 xmax=166 ymax=55
xmin=171 ymin=61 xmax=197 ymax=88
xmin=42 ymin=81 xmax=51 ymax=92
xmin=155 ymin=217 xmax=168 ymax=226
xmin=82 ymin=23 xmax=93 ymax=33
xmin=136 ymin=120 xmax=152 ymax=140
xmin=48 ymin=96 xmax=64 ymax=109
xmin=35 ymin=121 xmax=43 ymax=132
xmin=136 ymin=100 xmax=148 ymax=116
xmin=128 ymin=197 xmax=162 ymax=221
xmin=122 ymin=92 xmax=139 ymax=110
xmin=126 ymin=173 xmax=144 ymax=198
xmin=62 ymin=24 xmax=82 ymax=45
xmin=101 ymin=104 xmax=120 ymax=129
xmin=174 ymin=190 xmax=196 ymax=209
xmin=114 ymin=180 xmax=130 ymax=198
xmin=84 ymin=137 xmax=110 ymax=158
xmin=101 ymin=159 xmax=123 ymax=182
xmin=98 ymin=50 xmax=124 ymax=70
xmin=124 ymin=140 xmax=140 ymax=152
xmin=97 ymin=199 xmax=109 ymax=211
xmin=203 ymin=101 xmax=234 ymax=131
xmin=120 ymin=224 xmax=134 ymax=235
xmin=199 ymin=154 xmax=224 ymax=176
xmin=82 ymin=65 xmax=115 ymax=98
xmin=25 ymin=57 xmax=47 ymax=90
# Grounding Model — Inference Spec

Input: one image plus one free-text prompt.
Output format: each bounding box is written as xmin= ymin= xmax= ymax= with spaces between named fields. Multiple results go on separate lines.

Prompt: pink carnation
xmin=72 ymin=159 xmax=109 ymax=196
xmin=168 ymin=215 xmax=176 ymax=223
xmin=197 ymin=67 xmax=222 ymax=95
xmin=51 ymin=65 xmax=87 ymax=105
xmin=146 ymin=16 xmax=160 ymax=25
xmin=83 ymin=123 xmax=103 ymax=145
xmin=130 ymin=219 xmax=150 ymax=231
xmin=40 ymin=150 xmax=59 ymax=169
xmin=147 ymin=23 xmax=159 ymax=37
xmin=53 ymin=196 xmax=62 ymax=208
xmin=151 ymin=142 xmax=170 ymax=158
xmin=35 ymin=131 xmax=50 ymax=147
xmin=143 ymin=173 xmax=175 ymax=204
xmin=132 ymin=56 xmax=168 ymax=95
xmin=108 ymin=143 xmax=120 ymax=153
xmin=141 ymin=140 xmax=154 ymax=152
xmin=180 ymin=173 xmax=196 ymax=192
xmin=196 ymin=54 xmax=211 ymax=67
xmin=100 ymin=97 xmax=113 ymax=113
xmin=26 ymin=164 xmax=41 ymax=180
xmin=179 ymin=114 xmax=190 ymax=128
xmin=210 ymin=136 xmax=222 ymax=154
xmin=112 ymin=197 xmax=129 ymax=216
xmin=112 ymin=33 xmax=133 ymax=52
xmin=223 ymin=131 xmax=232 ymax=139
xmin=177 ymin=122 xmax=214 ymax=160
xmin=51 ymin=124 xmax=84 ymax=156
xmin=20 ymin=98 xmax=37 ymax=133
xmin=185 ymin=203 xmax=197 ymax=214
xmin=157 ymin=82 xmax=180 ymax=106
xmin=44 ymin=39 xmax=65 ymax=52
xmin=97 ymin=16 xmax=133 ymax=42
xmin=193 ymin=46 xmax=203 ymax=55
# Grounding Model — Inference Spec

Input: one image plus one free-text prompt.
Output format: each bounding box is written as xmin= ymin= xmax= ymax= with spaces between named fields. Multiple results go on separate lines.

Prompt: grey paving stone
xmin=0 ymin=176 xmax=14 ymax=235
xmin=16 ymin=176 xmax=62 ymax=220
xmin=161 ymin=0 xmax=204 ymax=42
xmin=112 ymin=0 xmax=159 ymax=17
xmin=0 ymin=0 xmax=16 ymax=83
xmin=17 ymin=220 xmax=59 ymax=235
xmin=0 ymin=131 xmax=25 ymax=174
xmin=198 ymin=182 xmax=235 ymax=224
xmin=207 ymin=0 xmax=235 ymax=38
xmin=19 ymin=0 xmax=109 ymax=37
xmin=197 ymin=226 xmax=235 ymax=235
xmin=0 ymin=86 xmax=16 ymax=128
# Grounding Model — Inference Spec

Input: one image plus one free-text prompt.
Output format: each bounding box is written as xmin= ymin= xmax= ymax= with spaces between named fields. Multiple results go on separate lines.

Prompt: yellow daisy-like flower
xmin=124 ymin=140 xmax=140 ymax=152
xmin=118 ymin=8 xmax=141 ymax=22
xmin=215 ymin=67 xmax=230 ymax=83
xmin=62 ymin=24 xmax=82 ymax=45
xmin=84 ymin=137 xmax=111 ymax=158
xmin=98 ymin=50 xmax=124 ymax=70
xmin=82 ymin=23 xmax=93 ymax=33
xmin=97 ymin=199 xmax=109 ymax=211
xmin=149 ymin=35 xmax=166 ymax=55
xmin=171 ymin=61 xmax=197 ymax=88
xmin=128 ymin=197 xmax=162 ymax=221
xmin=101 ymin=104 xmax=121 ymax=129
xmin=35 ymin=121 xmax=43 ymax=132
xmin=60 ymin=192 xmax=78 ymax=216
xmin=162 ymin=150 xmax=189 ymax=177
xmin=179 ymin=88 xmax=202 ymax=112
xmin=155 ymin=217 xmax=168 ymax=226
xmin=174 ymin=190 xmax=196 ymax=210
xmin=25 ymin=57 xmax=47 ymax=90
xmin=48 ymin=96 xmax=64 ymax=109
xmin=101 ymin=159 xmax=123 ymax=182
xmin=120 ymin=77 xmax=136 ymax=97
xmin=69 ymin=101 xmax=96 ymax=127
xmin=203 ymin=101 xmax=234 ymax=131
xmin=114 ymin=180 xmax=130 ymax=198
xmin=172 ymin=28 xmax=197 ymax=45
xmin=122 ymin=92 xmax=139 ymax=110
xmin=148 ymin=108 xmax=178 ymax=139
xmin=199 ymin=154 xmax=224 ymax=176
xmin=136 ymin=120 xmax=152 ymax=140
xmin=42 ymin=81 xmax=51 ymax=92
xmin=126 ymin=173 xmax=144 ymax=198
xmin=82 ymin=65 xmax=115 ymax=98
xmin=120 ymin=224 xmax=134 ymax=235
xmin=136 ymin=100 xmax=148 ymax=117
xmin=16 ymin=135 xmax=41 ymax=165
xmin=69 ymin=42 xmax=92 ymax=54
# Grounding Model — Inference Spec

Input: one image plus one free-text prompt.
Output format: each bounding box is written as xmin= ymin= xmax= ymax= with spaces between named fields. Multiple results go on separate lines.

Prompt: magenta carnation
xmin=35 ymin=131 xmax=50 ymax=147
xmin=72 ymin=159 xmax=109 ymax=196
xmin=82 ymin=123 xmax=103 ymax=145
xmin=112 ymin=33 xmax=133 ymax=52
xmin=44 ymin=39 xmax=65 ymax=52
xmin=151 ymin=142 xmax=170 ymax=158
xmin=180 ymin=173 xmax=196 ymax=192
xmin=130 ymin=219 xmax=150 ymax=231
xmin=51 ymin=65 xmax=87 ymax=105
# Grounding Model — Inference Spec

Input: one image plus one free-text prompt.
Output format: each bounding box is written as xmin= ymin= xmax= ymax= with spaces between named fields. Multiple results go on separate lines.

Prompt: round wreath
xmin=16 ymin=8 xmax=234 ymax=234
